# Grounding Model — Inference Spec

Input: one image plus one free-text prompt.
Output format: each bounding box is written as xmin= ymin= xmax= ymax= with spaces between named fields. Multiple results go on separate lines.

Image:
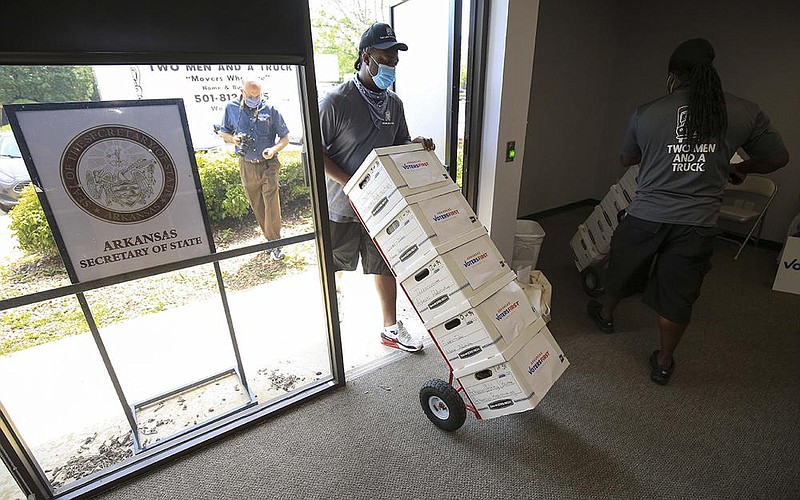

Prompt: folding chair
xmin=717 ymin=175 xmax=777 ymax=260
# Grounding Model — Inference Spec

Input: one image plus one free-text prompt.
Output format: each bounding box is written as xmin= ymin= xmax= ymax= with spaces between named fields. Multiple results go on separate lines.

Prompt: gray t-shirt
xmin=621 ymin=89 xmax=785 ymax=226
xmin=320 ymin=77 xmax=412 ymax=222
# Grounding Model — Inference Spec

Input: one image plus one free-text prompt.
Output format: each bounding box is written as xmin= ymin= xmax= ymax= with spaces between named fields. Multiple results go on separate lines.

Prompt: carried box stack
xmin=344 ymin=144 xmax=569 ymax=420
xmin=571 ymin=165 xmax=639 ymax=271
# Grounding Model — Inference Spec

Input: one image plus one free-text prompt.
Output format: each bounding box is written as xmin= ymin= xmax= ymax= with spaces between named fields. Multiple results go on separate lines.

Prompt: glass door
xmin=391 ymin=0 xmax=485 ymax=205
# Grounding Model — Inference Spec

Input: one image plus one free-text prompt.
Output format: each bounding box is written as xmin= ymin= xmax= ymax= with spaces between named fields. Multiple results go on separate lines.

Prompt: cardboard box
xmin=343 ymin=144 xmax=452 ymax=232
xmin=570 ymin=223 xmax=604 ymax=271
xmin=619 ymin=164 xmax=639 ymax=200
xmin=454 ymin=323 xmax=569 ymax=420
xmin=773 ymin=236 xmax=800 ymax=295
xmin=584 ymin=205 xmax=613 ymax=254
xmin=372 ymin=188 xmax=485 ymax=277
xmin=398 ymin=233 xmax=515 ymax=324
xmin=597 ymin=198 xmax=621 ymax=232
xmin=427 ymin=280 xmax=546 ymax=371
xmin=599 ymin=184 xmax=629 ymax=229
xmin=617 ymin=182 xmax=635 ymax=206
xmin=360 ymin=182 xmax=459 ymax=237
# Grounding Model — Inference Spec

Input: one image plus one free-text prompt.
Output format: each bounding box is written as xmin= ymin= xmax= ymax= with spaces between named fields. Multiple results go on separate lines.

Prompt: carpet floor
xmin=93 ymin=206 xmax=800 ymax=500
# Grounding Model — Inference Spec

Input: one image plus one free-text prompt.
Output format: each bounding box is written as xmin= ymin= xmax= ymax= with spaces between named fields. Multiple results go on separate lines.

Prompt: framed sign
xmin=5 ymin=99 xmax=212 ymax=283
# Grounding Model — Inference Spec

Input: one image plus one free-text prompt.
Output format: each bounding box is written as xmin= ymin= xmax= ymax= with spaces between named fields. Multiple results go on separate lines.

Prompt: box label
xmin=417 ymin=192 xmax=479 ymax=244
xmin=483 ymin=281 xmax=537 ymax=343
xmin=448 ymin=237 xmax=506 ymax=290
xmin=351 ymin=162 xmax=398 ymax=220
xmin=390 ymin=150 xmax=446 ymax=189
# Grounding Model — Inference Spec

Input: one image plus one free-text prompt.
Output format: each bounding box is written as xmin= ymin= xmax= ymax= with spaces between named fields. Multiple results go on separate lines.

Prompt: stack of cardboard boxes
xmin=344 ymin=144 xmax=569 ymax=419
xmin=571 ymin=165 xmax=639 ymax=272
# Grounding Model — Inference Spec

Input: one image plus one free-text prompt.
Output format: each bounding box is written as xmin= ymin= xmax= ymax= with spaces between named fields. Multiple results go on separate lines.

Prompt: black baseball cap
xmin=359 ymin=23 xmax=408 ymax=51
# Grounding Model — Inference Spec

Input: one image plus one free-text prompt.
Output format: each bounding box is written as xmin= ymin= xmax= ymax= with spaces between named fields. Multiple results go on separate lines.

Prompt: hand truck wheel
xmin=581 ymin=265 xmax=605 ymax=297
xmin=419 ymin=379 xmax=467 ymax=431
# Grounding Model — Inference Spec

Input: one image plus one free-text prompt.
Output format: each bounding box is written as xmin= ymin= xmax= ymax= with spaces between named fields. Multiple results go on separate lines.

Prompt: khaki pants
xmin=238 ymin=157 xmax=281 ymax=241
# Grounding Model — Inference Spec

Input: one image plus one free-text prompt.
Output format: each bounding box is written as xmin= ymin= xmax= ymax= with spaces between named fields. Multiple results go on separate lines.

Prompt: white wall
xmin=476 ymin=0 xmax=540 ymax=260
xmin=518 ymin=0 xmax=621 ymax=218
xmin=393 ymin=0 xmax=450 ymax=165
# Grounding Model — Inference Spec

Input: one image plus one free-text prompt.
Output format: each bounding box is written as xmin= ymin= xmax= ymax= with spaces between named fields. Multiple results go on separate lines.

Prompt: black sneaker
xmin=587 ymin=300 xmax=614 ymax=333
xmin=649 ymin=350 xmax=675 ymax=385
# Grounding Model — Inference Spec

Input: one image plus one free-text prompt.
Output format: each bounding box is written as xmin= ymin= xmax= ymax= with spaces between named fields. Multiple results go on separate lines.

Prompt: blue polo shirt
xmin=220 ymin=99 xmax=289 ymax=161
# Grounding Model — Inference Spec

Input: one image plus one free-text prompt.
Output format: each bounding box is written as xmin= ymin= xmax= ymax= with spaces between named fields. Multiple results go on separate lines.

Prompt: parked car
xmin=191 ymin=127 xmax=226 ymax=153
xmin=0 ymin=131 xmax=32 ymax=212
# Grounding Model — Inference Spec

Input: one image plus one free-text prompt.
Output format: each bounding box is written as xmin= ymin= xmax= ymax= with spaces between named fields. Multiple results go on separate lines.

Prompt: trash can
xmin=511 ymin=219 xmax=546 ymax=271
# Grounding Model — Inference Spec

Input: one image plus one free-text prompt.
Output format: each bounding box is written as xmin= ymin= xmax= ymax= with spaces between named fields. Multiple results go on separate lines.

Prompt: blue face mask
xmin=369 ymin=58 xmax=396 ymax=90
xmin=244 ymin=96 xmax=261 ymax=108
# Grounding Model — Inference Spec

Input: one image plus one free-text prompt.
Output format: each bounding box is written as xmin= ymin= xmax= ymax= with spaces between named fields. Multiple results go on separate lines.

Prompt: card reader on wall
xmin=505 ymin=141 xmax=516 ymax=162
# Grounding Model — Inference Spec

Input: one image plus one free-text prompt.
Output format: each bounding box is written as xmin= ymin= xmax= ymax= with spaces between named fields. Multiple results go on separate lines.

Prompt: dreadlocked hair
xmin=668 ymin=38 xmax=727 ymax=145
xmin=683 ymin=62 xmax=728 ymax=144
xmin=354 ymin=47 xmax=375 ymax=71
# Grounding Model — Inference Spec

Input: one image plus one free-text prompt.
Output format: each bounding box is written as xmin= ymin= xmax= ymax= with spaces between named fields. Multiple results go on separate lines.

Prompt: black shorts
xmin=606 ymin=214 xmax=715 ymax=325
xmin=329 ymin=220 xmax=392 ymax=276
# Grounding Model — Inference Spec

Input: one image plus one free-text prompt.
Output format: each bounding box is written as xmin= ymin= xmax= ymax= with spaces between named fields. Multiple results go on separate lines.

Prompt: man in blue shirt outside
xmin=218 ymin=76 xmax=290 ymax=260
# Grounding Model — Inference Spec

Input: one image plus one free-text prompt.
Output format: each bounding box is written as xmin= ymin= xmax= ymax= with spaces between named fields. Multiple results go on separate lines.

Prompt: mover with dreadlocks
xmin=587 ymin=38 xmax=789 ymax=385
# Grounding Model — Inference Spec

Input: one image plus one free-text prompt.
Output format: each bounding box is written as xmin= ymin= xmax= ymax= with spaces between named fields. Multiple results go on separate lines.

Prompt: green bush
xmin=196 ymin=148 xmax=310 ymax=221
xmin=8 ymin=185 xmax=57 ymax=257
xmin=8 ymin=149 xmax=312 ymax=256
xmin=277 ymin=149 xmax=311 ymax=212
xmin=195 ymin=150 xmax=251 ymax=222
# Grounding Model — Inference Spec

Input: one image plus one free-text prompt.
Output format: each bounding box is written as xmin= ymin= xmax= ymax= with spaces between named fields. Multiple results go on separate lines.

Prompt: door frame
xmin=0 ymin=2 xmax=344 ymax=498
xmin=389 ymin=0 xmax=488 ymax=208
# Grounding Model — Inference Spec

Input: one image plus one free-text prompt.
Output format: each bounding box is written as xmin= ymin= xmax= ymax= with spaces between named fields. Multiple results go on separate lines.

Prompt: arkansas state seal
xmin=61 ymin=125 xmax=177 ymax=224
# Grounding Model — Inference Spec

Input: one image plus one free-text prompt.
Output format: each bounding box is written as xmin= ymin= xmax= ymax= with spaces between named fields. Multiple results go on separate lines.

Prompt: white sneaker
xmin=380 ymin=321 xmax=423 ymax=352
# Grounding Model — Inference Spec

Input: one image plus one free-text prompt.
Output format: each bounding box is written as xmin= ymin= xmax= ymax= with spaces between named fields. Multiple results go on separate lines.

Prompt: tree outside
xmin=309 ymin=0 xmax=391 ymax=82
xmin=0 ymin=66 xmax=97 ymax=106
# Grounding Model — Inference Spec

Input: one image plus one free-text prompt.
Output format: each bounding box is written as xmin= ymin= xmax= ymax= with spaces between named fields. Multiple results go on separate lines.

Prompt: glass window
xmin=0 ymin=63 xmax=334 ymax=495
xmin=0 ymin=458 xmax=28 ymax=500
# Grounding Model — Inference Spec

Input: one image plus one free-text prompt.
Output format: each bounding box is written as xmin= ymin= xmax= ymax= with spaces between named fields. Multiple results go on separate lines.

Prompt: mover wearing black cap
xmin=587 ymin=37 xmax=789 ymax=385
xmin=359 ymin=22 xmax=409 ymax=51
xmin=354 ymin=22 xmax=408 ymax=71
xmin=320 ymin=22 xmax=434 ymax=353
